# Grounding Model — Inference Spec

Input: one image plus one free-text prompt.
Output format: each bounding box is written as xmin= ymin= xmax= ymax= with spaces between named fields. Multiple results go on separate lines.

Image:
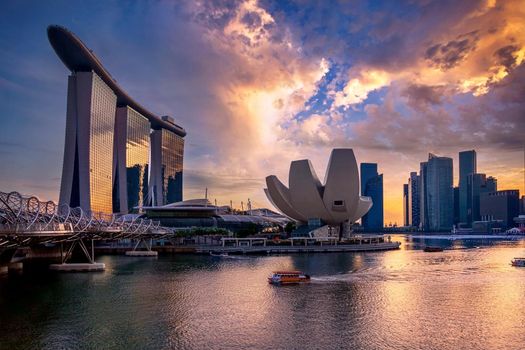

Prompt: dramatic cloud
xmin=425 ymin=31 xmax=480 ymax=70
xmin=1 ymin=0 xmax=524 ymax=224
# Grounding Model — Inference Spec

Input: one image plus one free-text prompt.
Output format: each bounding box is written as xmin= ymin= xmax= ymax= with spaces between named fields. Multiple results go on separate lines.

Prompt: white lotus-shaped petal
xmin=289 ymin=159 xmax=333 ymax=223
xmin=264 ymin=148 xmax=372 ymax=225
xmin=352 ymin=196 xmax=373 ymax=222
xmin=264 ymin=176 xmax=307 ymax=222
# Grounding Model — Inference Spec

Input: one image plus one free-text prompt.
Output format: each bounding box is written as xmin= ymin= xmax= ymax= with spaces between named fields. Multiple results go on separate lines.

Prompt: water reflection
xmin=1 ymin=235 xmax=524 ymax=349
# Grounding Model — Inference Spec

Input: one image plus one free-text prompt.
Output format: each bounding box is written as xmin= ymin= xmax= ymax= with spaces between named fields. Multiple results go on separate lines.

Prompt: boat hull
xmin=268 ymin=277 xmax=310 ymax=285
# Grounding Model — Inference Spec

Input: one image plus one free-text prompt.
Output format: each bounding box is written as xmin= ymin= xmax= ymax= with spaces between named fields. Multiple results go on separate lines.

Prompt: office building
xmin=459 ymin=150 xmax=476 ymax=224
xmin=361 ymin=163 xmax=384 ymax=232
xmin=466 ymin=174 xmax=497 ymax=224
xmin=403 ymin=184 xmax=409 ymax=227
xmin=408 ymin=172 xmax=420 ymax=227
xmin=453 ymin=186 xmax=459 ymax=225
xmin=425 ymin=154 xmax=454 ymax=231
xmin=480 ymin=190 xmax=520 ymax=228
xmin=48 ymin=25 xmax=186 ymax=214
xmin=419 ymin=162 xmax=429 ymax=231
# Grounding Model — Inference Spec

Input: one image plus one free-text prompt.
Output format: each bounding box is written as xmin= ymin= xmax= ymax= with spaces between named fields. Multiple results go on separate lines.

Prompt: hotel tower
xmin=48 ymin=25 xmax=186 ymax=214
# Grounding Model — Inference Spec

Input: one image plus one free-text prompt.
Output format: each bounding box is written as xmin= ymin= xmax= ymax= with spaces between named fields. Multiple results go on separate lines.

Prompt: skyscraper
xmin=419 ymin=162 xmax=429 ymax=231
xmin=408 ymin=172 xmax=420 ymax=227
xmin=360 ymin=163 xmax=384 ymax=231
xmin=426 ymin=154 xmax=454 ymax=231
xmin=113 ymin=106 xmax=150 ymax=213
xmin=403 ymin=184 xmax=409 ymax=227
xmin=486 ymin=176 xmax=497 ymax=192
xmin=466 ymin=174 xmax=497 ymax=224
xmin=151 ymin=125 xmax=184 ymax=206
xmin=459 ymin=150 xmax=476 ymax=224
xmin=480 ymin=190 xmax=520 ymax=228
xmin=49 ymin=25 xmax=186 ymax=214
xmin=59 ymin=71 xmax=117 ymax=214
xmin=453 ymin=186 xmax=459 ymax=225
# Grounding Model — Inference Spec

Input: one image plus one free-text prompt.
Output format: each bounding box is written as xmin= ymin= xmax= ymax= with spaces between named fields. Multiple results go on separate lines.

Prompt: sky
xmin=0 ymin=0 xmax=524 ymax=225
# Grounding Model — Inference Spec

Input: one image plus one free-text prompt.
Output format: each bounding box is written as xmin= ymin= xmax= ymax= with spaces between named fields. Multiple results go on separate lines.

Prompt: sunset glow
xmin=1 ymin=0 xmax=524 ymax=224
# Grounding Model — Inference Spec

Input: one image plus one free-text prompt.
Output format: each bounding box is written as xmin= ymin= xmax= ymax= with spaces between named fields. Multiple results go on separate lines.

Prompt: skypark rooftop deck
xmin=47 ymin=25 xmax=186 ymax=137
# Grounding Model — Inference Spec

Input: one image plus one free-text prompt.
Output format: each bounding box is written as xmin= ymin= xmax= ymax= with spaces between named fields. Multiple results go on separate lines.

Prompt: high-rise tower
xmin=113 ymin=106 xmax=150 ymax=213
xmin=459 ymin=150 xmax=476 ymax=224
xmin=403 ymin=184 xmax=409 ymax=227
xmin=419 ymin=162 xmax=429 ymax=231
xmin=150 ymin=124 xmax=184 ymax=206
xmin=360 ymin=163 xmax=384 ymax=231
xmin=59 ymin=71 xmax=117 ymax=213
xmin=408 ymin=172 xmax=420 ymax=227
xmin=466 ymin=174 xmax=497 ymax=224
xmin=48 ymin=25 xmax=186 ymax=214
xmin=426 ymin=154 xmax=454 ymax=231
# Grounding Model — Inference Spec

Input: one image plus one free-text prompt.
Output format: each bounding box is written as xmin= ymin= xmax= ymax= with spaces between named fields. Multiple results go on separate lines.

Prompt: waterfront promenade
xmin=95 ymin=236 xmax=401 ymax=255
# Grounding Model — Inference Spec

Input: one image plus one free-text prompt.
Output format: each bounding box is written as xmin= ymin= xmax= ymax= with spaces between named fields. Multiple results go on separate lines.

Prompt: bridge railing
xmin=0 ymin=190 xmax=172 ymax=247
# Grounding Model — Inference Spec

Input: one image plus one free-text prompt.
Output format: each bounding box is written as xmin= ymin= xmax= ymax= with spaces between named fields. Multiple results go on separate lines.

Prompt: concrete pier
xmin=125 ymin=251 xmax=158 ymax=257
xmin=49 ymin=263 xmax=105 ymax=272
xmin=8 ymin=262 xmax=23 ymax=273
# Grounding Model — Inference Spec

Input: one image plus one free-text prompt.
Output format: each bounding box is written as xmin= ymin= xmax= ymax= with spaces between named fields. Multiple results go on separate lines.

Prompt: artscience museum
xmin=264 ymin=149 xmax=373 ymax=229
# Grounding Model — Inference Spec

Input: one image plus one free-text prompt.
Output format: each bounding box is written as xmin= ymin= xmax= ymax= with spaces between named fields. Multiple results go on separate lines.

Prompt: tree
xmin=284 ymin=221 xmax=296 ymax=234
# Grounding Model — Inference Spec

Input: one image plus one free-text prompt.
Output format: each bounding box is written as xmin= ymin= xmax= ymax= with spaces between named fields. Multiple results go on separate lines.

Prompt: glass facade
xmin=360 ymin=163 xmax=384 ymax=231
xmin=403 ymin=184 xmax=409 ymax=226
xmin=408 ymin=172 xmax=420 ymax=227
xmin=426 ymin=154 xmax=454 ymax=231
xmin=466 ymin=174 xmax=497 ymax=224
xmin=125 ymin=108 xmax=150 ymax=211
xmin=161 ymin=129 xmax=184 ymax=204
xmin=459 ymin=150 xmax=476 ymax=224
xmin=89 ymin=73 xmax=117 ymax=213
xmin=419 ymin=162 xmax=428 ymax=230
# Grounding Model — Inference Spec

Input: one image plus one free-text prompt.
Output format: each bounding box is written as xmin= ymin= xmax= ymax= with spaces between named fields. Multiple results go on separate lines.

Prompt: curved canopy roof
xmin=47 ymin=25 xmax=186 ymax=137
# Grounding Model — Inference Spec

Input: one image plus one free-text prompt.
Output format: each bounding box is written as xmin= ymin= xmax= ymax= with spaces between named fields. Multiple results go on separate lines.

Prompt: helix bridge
xmin=0 ymin=190 xmax=172 ymax=270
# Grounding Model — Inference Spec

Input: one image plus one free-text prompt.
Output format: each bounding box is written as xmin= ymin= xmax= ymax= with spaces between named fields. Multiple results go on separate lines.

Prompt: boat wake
xmin=210 ymin=253 xmax=251 ymax=260
xmin=309 ymin=274 xmax=358 ymax=283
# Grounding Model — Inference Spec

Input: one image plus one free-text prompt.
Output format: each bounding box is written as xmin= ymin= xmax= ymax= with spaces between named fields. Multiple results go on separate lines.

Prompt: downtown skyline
xmin=1 ymin=1 xmax=524 ymax=225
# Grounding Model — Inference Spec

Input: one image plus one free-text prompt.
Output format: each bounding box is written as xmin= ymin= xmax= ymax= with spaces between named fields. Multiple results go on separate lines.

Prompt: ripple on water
xmin=1 ymin=237 xmax=525 ymax=349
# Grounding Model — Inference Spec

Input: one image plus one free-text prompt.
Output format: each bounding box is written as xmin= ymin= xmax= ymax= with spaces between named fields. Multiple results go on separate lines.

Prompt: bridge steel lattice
xmin=0 ymin=190 xmax=171 ymax=263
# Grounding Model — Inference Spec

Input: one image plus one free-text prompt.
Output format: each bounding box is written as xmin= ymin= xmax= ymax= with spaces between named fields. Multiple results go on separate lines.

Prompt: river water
xmin=1 ymin=235 xmax=525 ymax=350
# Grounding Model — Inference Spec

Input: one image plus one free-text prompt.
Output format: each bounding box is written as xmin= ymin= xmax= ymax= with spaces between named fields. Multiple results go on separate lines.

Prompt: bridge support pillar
xmin=0 ymin=266 xmax=7 ymax=275
xmin=8 ymin=262 xmax=23 ymax=273
xmin=125 ymin=238 xmax=158 ymax=257
xmin=49 ymin=239 xmax=105 ymax=272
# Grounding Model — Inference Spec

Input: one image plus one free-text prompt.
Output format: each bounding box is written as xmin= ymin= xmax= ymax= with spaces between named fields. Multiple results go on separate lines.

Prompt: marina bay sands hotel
xmin=48 ymin=25 xmax=186 ymax=214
